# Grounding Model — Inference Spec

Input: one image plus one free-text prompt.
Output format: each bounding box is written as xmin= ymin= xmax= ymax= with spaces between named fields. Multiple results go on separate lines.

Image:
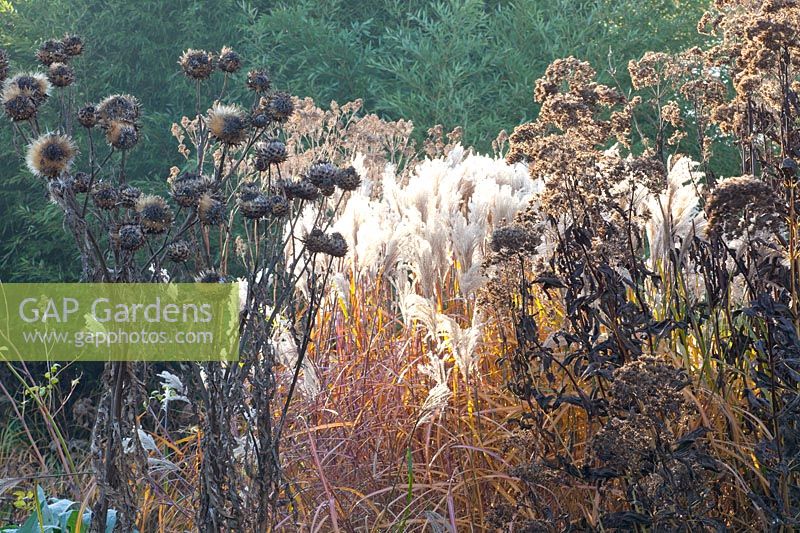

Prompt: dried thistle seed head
xmin=72 ymin=171 xmax=91 ymax=193
xmin=323 ymin=232 xmax=348 ymax=258
xmin=61 ymin=34 xmax=84 ymax=57
xmin=246 ymin=69 xmax=270 ymax=92
xmin=97 ymin=94 xmax=141 ymax=123
xmin=284 ymin=178 xmax=319 ymax=201
xmin=307 ymin=161 xmax=337 ymax=186
xmin=266 ymin=91 xmax=294 ymax=122
xmin=490 ymin=225 xmax=528 ymax=253
xmin=136 ymin=195 xmax=174 ymax=234
xmin=195 ymin=269 xmax=226 ymax=283
xmin=705 ymin=175 xmax=786 ymax=240
xmin=179 ymin=49 xmax=215 ymax=80
xmin=170 ymin=172 xmax=203 ymax=207
xmin=250 ymin=110 xmax=269 ymax=129
xmin=47 ymin=62 xmax=75 ymax=88
xmin=77 ymin=104 xmax=98 ymax=128
xmin=237 ymin=180 xmax=262 ymax=201
xmin=255 ymin=139 xmax=288 ymax=166
xmin=207 ymin=103 xmax=248 ymax=145
xmin=104 ymin=120 xmax=139 ymax=150
xmin=5 ymin=73 xmax=51 ymax=106
xmin=0 ymin=49 xmax=8 ymax=83
xmin=117 ymin=223 xmax=145 ymax=251
xmin=36 ymin=39 xmax=68 ymax=66
xmin=239 ymin=194 xmax=270 ymax=219
xmin=334 ymin=165 xmax=361 ymax=191
xmin=26 ymin=133 xmax=77 ymax=178
xmin=318 ymin=178 xmax=336 ymax=197
xmin=119 ymin=185 xmax=142 ymax=208
xmin=304 ymin=229 xmax=328 ymax=254
xmin=197 ymin=192 xmax=227 ymax=225
xmin=269 ymin=195 xmax=290 ymax=217
xmin=3 ymin=94 xmax=37 ymax=122
xmin=91 ymin=181 xmax=118 ymax=210
xmin=166 ymin=240 xmax=191 ymax=262
xmin=217 ymin=46 xmax=241 ymax=73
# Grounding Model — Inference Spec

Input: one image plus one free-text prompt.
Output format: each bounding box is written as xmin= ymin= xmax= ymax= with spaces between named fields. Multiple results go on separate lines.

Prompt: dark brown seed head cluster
xmin=198 ymin=193 xmax=227 ymax=226
xmin=705 ymin=175 xmax=786 ymax=241
xmin=246 ymin=69 xmax=271 ymax=92
xmin=167 ymin=241 xmax=191 ymax=263
xmin=92 ymin=182 xmax=118 ymax=210
xmin=136 ymin=195 xmax=174 ymax=234
xmin=334 ymin=166 xmax=361 ymax=192
xmin=304 ymin=229 xmax=348 ymax=257
xmin=179 ymin=49 xmax=215 ymax=80
xmin=36 ymin=39 xmax=68 ymax=66
xmin=217 ymin=46 xmax=241 ymax=74
xmin=47 ymin=63 xmax=74 ymax=87
xmin=117 ymin=223 xmax=145 ymax=251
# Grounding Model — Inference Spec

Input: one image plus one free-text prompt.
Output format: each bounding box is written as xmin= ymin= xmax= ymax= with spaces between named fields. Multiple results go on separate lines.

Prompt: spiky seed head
xmin=26 ymin=133 xmax=77 ymax=178
xmin=91 ymin=182 xmax=118 ymax=210
xmin=267 ymin=91 xmax=294 ymax=122
xmin=119 ymin=185 xmax=142 ymax=208
xmin=307 ymin=161 xmax=337 ymax=187
xmin=77 ymin=104 xmax=98 ymax=128
xmin=285 ymin=178 xmax=319 ymax=201
xmin=61 ymin=35 xmax=84 ymax=57
xmin=117 ymin=223 xmax=145 ymax=251
xmin=3 ymin=94 xmax=36 ymax=121
xmin=269 ymin=195 xmax=290 ymax=217
xmin=136 ymin=195 xmax=173 ymax=234
xmin=195 ymin=269 xmax=226 ymax=283
xmin=217 ymin=46 xmax=241 ymax=73
xmin=0 ymin=49 xmax=8 ymax=83
xmin=36 ymin=39 xmax=68 ymax=66
xmin=5 ymin=73 xmax=51 ymax=105
xmin=323 ymin=232 xmax=348 ymax=258
xmin=246 ymin=69 xmax=270 ymax=92
xmin=198 ymin=192 xmax=226 ymax=225
xmin=104 ymin=120 xmax=139 ymax=150
xmin=166 ymin=240 xmax=191 ymax=263
xmin=237 ymin=180 xmax=262 ymax=202
xmin=72 ymin=171 xmax=91 ymax=193
xmin=207 ymin=103 xmax=248 ymax=145
xmin=490 ymin=225 xmax=528 ymax=253
xmin=318 ymin=179 xmax=336 ymax=197
xmin=256 ymin=139 xmax=288 ymax=165
xmin=304 ymin=229 xmax=327 ymax=254
xmin=96 ymin=94 xmax=140 ymax=123
xmin=239 ymin=195 xmax=270 ymax=219
xmin=47 ymin=63 xmax=75 ymax=88
xmin=170 ymin=172 xmax=203 ymax=207
xmin=179 ymin=49 xmax=215 ymax=80
xmin=335 ymin=166 xmax=361 ymax=191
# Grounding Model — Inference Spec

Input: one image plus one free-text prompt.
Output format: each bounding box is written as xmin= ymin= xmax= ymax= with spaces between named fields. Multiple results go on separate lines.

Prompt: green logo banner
xmin=0 ymin=283 xmax=240 ymax=361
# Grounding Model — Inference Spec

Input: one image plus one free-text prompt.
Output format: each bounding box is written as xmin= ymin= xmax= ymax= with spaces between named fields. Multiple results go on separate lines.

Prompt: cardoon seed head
xmin=36 ymin=39 xmax=68 ymax=66
xmin=179 ymin=49 xmax=215 ymax=80
xmin=166 ymin=240 xmax=191 ymax=263
xmin=77 ymin=104 xmax=98 ymax=128
xmin=217 ymin=46 xmax=241 ymax=73
xmin=207 ymin=103 xmax=248 ymax=146
xmin=239 ymin=194 xmax=270 ymax=219
xmin=104 ymin=120 xmax=139 ymax=150
xmin=26 ymin=133 xmax=77 ymax=178
xmin=96 ymin=94 xmax=140 ymax=123
xmin=490 ymin=225 xmax=528 ymax=253
xmin=198 ymin=193 xmax=226 ymax=225
xmin=136 ymin=195 xmax=174 ymax=234
xmin=119 ymin=185 xmax=142 ymax=208
xmin=246 ymin=69 xmax=271 ymax=92
xmin=4 ymin=94 xmax=37 ymax=122
xmin=255 ymin=139 xmax=288 ymax=166
xmin=5 ymin=73 xmax=51 ymax=106
xmin=335 ymin=166 xmax=361 ymax=191
xmin=170 ymin=172 xmax=203 ymax=207
xmin=269 ymin=195 xmax=290 ymax=217
xmin=307 ymin=161 xmax=337 ymax=186
xmin=92 ymin=182 xmax=118 ymax=210
xmin=47 ymin=63 xmax=75 ymax=88
xmin=318 ymin=179 xmax=336 ymax=197
xmin=61 ymin=35 xmax=84 ymax=57
xmin=117 ymin=223 xmax=145 ymax=251
xmin=323 ymin=232 xmax=348 ymax=258
xmin=72 ymin=172 xmax=91 ymax=193
xmin=304 ymin=229 xmax=327 ymax=254
xmin=266 ymin=91 xmax=294 ymax=122
xmin=237 ymin=180 xmax=261 ymax=201
xmin=285 ymin=178 xmax=319 ymax=201
xmin=195 ymin=269 xmax=226 ymax=283
xmin=250 ymin=110 xmax=269 ymax=129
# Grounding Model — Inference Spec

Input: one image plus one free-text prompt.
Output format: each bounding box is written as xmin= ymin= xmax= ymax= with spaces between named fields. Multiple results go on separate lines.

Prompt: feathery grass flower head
xmin=77 ymin=104 xmax=97 ymax=128
xmin=334 ymin=166 xmax=361 ymax=191
xmin=91 ymin=181 xmax=118 ymax=210
xmin=5 ymin=72 xmax=51 ymax=105
xmin=36 ymin=39 xmax=68 ymax=66
xmin=61 ymin=35 xmax=84 ymax=57
xmin=97 ymin=94 xmax=140 ymax=123
xmin=195 ymin=269 xmax=226 ymax=283
xmin=117 ymin=223 xmax=145 ymax=251
xmin=0 ymin=49 xmax=8 ymax=83
xmin=246 ymin=69 xmax=271 ymax=92
xmin=207 ymin=103 xmax=248 ymax=145
xmin=198 ymin=192 xmax=227 ymax=225
xmin=217 ymin=46 xmax=241 ymax=73
xmin=47 ymin=63 xmax=75 ymax=88
xmin=266 ymin=91 xmax=294 ymax=122
xmin=104 ymin=120 xmax=139 ymax=150
xmin=166 ymin=240 xmax=191 ymax=263
xmin=179 ymin=49 xmax=215 ymax=80
xmin=136 ymin=195 xmax=173 ymax=234
xmin=26 ymin=133 xmax=77 ymax=178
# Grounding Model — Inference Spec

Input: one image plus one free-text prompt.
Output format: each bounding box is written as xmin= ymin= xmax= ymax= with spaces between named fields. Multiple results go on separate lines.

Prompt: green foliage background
xmin=0 ymin=0 xmax=707 ymax=281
